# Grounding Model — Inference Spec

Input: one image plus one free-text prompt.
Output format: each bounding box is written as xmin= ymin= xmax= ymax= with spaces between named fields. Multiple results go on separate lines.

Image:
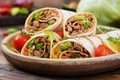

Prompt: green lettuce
xmin=77 ymin=0 xmax=120 ymax=27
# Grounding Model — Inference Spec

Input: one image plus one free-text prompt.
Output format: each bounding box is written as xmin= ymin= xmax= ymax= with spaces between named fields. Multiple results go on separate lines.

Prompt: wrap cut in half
xmin=51 ymin=30 xmax=120 ymax=59
xmin=25 ymin=7 xmax=62 ymax=34
xmin=21 ymin=31 xmax=61 ymax=58
xmin=63 ymin=12 xmax=97 ymax=38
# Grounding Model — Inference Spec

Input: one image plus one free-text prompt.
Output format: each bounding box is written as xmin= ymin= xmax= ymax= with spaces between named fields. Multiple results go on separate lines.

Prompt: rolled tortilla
xmin=63 ymin=12 xmax=97 ymax=38
xmin=21 ymin=32 xmax=61 ymax=58
xmin=51 ymin=30 xmax=120 ymax=59
xmin=24 ymin=7 xmax=62 ymax=34
xmin=54 ymin=9 xmax=75 ymax=31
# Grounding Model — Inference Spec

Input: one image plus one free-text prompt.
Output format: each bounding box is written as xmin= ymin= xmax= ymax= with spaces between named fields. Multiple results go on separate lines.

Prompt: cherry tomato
xmin=55 ymin=30 xmax=64 ymax=38
xmin=2 ymin=32 xmax=9 ymax=36
xmin=95 ymin=44 xmax=114 ymax=57
xmin=13 ymin=34 xmax=30 ymax=51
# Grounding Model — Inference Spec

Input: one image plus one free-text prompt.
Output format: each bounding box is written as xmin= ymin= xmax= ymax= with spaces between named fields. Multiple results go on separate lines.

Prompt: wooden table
xmin=0 ymin=25 xmax=120 ymax=80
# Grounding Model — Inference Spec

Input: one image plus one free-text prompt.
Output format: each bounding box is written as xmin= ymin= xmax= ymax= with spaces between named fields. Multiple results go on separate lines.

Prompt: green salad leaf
xmin=36 ymin=43 xmax=43 ymax=49
xmin=28 ymin=38 xmax=35 ymax=48
xmin=33 ymin=10 xmax=44 ymax=20
xmin=77 ymin=0 xmax=120 ymax=27
xmin=60 ymin=42 xmax=71 ymax=51
xmin=84 ymin=21 xmax=91 ymax=29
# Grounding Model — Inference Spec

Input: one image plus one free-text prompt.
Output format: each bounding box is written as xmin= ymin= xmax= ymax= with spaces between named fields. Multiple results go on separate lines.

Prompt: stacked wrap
xmin=21 ymin=7 xmax=120 ymax=59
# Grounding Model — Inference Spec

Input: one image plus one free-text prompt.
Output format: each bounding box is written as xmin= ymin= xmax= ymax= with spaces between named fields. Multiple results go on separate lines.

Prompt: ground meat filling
xmin=25 ymin=36 xmax=56 ymax=58
xmin=65 ymin=14 xmax=94 ymax=36
xmin=59 ymin=42 xmax=91 ymax=59
xmin=27 ymin=9 xmax=59 ymax=33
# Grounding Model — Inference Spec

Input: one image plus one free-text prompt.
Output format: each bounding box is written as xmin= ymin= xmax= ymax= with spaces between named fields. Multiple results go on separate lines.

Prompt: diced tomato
xmin=23 ymin=47 xmax=28 ymax=56
xmin=95 ymin=44 xmax=114 ymax=57
xmin=55 ymin=30 xmax=64 ymax=38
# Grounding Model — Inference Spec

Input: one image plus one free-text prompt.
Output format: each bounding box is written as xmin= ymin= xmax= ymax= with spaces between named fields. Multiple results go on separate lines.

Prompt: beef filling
xmin=25 ymin=36 xmax=56 ymax=58
xmin=65 ymin=14 xmax=94 ymax=36
xmin=27 ymin=9 xmax=58 ymax=33
xmin=59 ymin=42 xmax=91 ymax=59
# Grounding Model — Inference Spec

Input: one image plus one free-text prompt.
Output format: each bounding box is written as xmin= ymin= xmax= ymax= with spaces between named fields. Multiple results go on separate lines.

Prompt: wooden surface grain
xmin=0 ymin=26 xmax=120 ymax=80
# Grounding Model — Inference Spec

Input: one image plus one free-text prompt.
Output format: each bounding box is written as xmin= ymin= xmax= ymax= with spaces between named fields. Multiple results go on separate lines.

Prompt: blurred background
xmin=0 ymin=0 xmax=120 ymax=27
xmin=0 ymin=0 xmax=79 ymax=26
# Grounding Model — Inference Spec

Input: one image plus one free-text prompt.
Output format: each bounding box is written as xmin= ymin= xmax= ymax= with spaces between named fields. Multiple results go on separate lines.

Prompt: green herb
xmin=74 ymin=15 xmax=86 ymax=21
xmin=6 ymin=28 xmax=18 ymax=34
xmin=61 ymin=36 xmax=68 ymax=41
xmin=46 ymin=21 xmax=52 ymax=26
xmin=107 ymin=37 xmax=120 ymax=45
xmin=33 ymin=10 xmax=44 ymax=20
xmin=19 ymin=8 xmax=29 ymax=15
xmin=60 ymin=42 xmax=71 ymax=51
xmin=28 ymin=38 xmax=35 ymax=48
xmin=36 ymin=43 xmax=43 ymax=49
xmin=84 ymin=21 xmax=91 ymax=29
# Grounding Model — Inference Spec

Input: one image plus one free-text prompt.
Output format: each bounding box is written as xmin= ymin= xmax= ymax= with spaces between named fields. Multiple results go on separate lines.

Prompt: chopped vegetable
xmin=75 ymin=15 xmax=86 ymax=21
xmin=107 ymin=37 xmax=120 ymax=45
xmin=43 ymin=30 xmax=55 ymax=41
xmin=55 ymin=30 xmax=64 ymax=38
xmin=19 ymin=8 xmax=29 ymax=15
xmin=61 ymin=36 xmax=68 ymax=40
xmin=46 ymin=21 xmax=52 ymax=26
xmin=95 ymin=44 xmax=114 ymax=57
xmin=84 ymin=21 xmax=91 ymax=29
xmin=60 ymin=42 xmax=71 ymax=51
xmin=36 ymin=43 xmax=43 ymax=49
xmin=10 ymin=7 xmax=20 ymax=16
xmin=6 ymin=28 xmax=19 ymax=34
xmin=28 ymin=38 xmax=35 ymax=48
xmin=33 ymin=11 xmax=44 ymax=20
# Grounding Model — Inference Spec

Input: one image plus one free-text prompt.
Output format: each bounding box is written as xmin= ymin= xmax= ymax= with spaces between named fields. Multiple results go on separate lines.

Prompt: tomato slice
xmin=95 ymin=44 xmax=114 ymax=57
xmin=55 ymin=30 xmax=64 ymax=38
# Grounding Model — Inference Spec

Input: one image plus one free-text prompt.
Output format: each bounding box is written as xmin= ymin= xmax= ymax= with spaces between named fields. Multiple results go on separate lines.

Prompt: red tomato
xmin=95 ymin=44 xmax=114 ymax=57
xmin=23 ymin=47 xmax=28 ymax=56
xmin=55 ymin=30 xmax=64 ymax=38
xmin=13 ymin=34 xmax=30 ymax=51
xmin=2 ymin=32 xmax=9 ymax=36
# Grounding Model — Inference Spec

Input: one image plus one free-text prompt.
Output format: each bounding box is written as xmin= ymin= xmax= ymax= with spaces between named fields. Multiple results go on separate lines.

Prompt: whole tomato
xmin=13 ymin=34 xmax=30 ymax=51
xmin=95 ymin=44 xmax=114 ymax=57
